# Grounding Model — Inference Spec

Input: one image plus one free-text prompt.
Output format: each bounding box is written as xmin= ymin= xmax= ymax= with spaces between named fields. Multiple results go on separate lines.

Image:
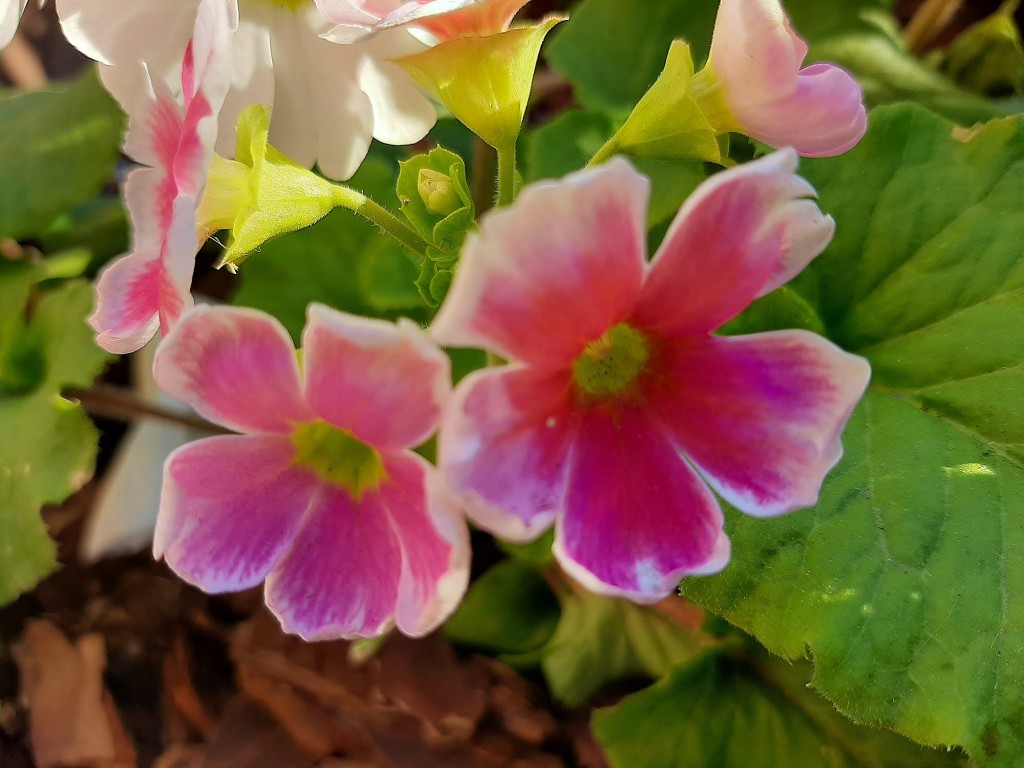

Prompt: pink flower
xmin=152 ymin=304 xmax=469 ymax=640
xmin=317 ymin=0 xmax=531 ymax=43
xmin=89 ymin=0 xmax=231 ymax=354
xmin=694 ymin=0 xmax=867 ymax=157
xmin=432 ymin=151 xmax=870 ymax=602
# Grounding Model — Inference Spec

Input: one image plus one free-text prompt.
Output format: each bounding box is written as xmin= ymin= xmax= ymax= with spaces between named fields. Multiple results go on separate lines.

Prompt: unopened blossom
xmin=317 ymin=0 xmax=531 ymax=43
xmin=153 ymin=304 xmax=469 ymax=640
xmin=56 ymin=0 xmax=435 ymax=180
xmin=1 ymin=0 xmax=28 ymax=49
xmin=690 ymin=0 xmax=867 ymax=157
xmin=89 ymin=0 xmax=232 ymax=354
xmin=432 ymin=151 xmax=870 ymax=602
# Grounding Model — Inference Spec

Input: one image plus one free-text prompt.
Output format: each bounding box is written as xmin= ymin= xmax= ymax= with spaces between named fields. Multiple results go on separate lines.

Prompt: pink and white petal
xmin=410 ymin=0 xmax=531 ymax=39
xmin=633 ymin=149 xmax=834 ymax=336
xmin=303 ymin=305 xmax=451 ymax=450
xmin=57 ymin=0 xmax=200 ymax=66
xmin=154 ymin=305 xmax=314 ymax=434
xmin=123 ymin=166 xmax=164 ymax=253
xmin=158 ymin=195 xmax=201 ymax=335
xmin=439 ymin=365 xmax=575 ymax=542
xmin=708 ymin=0 xmax=806 ymax=105
xmin=647 ymin=331 xmax=870 ymax=517
xmin=378 ymin=451 xmax=469 ymax=636
xmin=90 ymin=250 xmax=163 ymax=354
xmin=156 ymin=434 xmax=319 ymax=592
xmin=554 ymin=406 xmax=727 ymax=603
xmin=265 ymin=483 xmax=403 ymax=640
xmin=316 ymin=0 xmax=389 ymax=27
xmin=736 ymin=63 xmax=867 ymax=158
xmin=357 ymin=29 xmax=437 ymax=148
xmin=432 ymin=158 xmax=648 ymax=369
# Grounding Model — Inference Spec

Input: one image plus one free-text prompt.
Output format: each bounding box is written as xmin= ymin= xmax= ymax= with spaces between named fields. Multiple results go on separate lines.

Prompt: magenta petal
xmin=634 ymin=150 xmax=834 ymax=336
xmin=379 ymin=452 xmax=469 ymax=636
xmin=302 ymin=305 xmax=450 ymax=450
xmin=554 ymin=407 xmax=727 ymax=602
xmin=266 ymin=483 xmax=403 ymax=640
xmin=154 ymin=306 xmax=314 ymax=434
xmin=431 ymin=158 xmax=647 ymax=369
xmin=649 ymin=331 xmax=871 ymax=517
xmin=156 ymin=434 xmax=318 ymax=592
xmin=440 ymin=365 xmax=575 ymax=541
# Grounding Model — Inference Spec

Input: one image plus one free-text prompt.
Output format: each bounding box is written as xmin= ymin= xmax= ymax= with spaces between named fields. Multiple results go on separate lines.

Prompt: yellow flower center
xmin=292 ymin=420 xmax=385 ymax=498
xmin=571 ymin=323 xmax=651 ymax=399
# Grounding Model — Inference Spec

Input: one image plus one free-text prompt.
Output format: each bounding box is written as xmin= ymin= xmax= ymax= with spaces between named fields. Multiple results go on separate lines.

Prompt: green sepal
xmin=594 ymin=41 xmax=722 ymax=166
xmin=415 ymin=246 xmax=460 ymax=308
xmin=396 ymin=146 xmax=474 ymax=248
xmin=197 ymin=104 xmax=338 ymax=269
xmin=394 ymin=17 xmax=565 ymax=151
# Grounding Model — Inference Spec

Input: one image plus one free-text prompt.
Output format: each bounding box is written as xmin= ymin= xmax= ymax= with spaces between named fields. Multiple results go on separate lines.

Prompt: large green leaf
xmin=0 ymin=275 xmax=110 ymax=604
xmin=0 ymin=68 xmax=124 ymax=240
xmin=684 ymin=105 xmax=1024 ymax=766
xmin=594 ymin=647 xmax=966 ymax=767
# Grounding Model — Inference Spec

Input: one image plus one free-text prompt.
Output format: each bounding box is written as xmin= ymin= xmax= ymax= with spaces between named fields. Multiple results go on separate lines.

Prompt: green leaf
xmin=396 ymin=146 xmax=474 ymax=246
xmin=594 ymin=647 xmax=967 ymax=768
xmin=444 ymin=559 xmax=560 ymax=658
xmin=545 ymin=0 xmax=716 ymax=119
xmin=940 ymin=4 xmax=1024 ymax=97
xmin=541 ymin=592 xmax=710 ymax=706
xmin=0 ymin=68 xmax=124 ymax=240
xmin=232 ymin=154 xmax=427 ymax=339
xmin=684 ymin=105 xmax=1024 ymax=766
xmin=0 ymin=276 xmax=111 ymax=604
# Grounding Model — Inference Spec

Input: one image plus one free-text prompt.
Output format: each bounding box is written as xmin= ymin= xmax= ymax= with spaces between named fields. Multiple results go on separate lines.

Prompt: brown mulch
xmin=0 ymin=494 xmax=607 ymax=768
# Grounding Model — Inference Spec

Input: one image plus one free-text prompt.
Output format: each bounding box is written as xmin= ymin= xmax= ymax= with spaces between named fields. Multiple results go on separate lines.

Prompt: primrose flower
xmin=89 ymin=0 xmax=231 ymax=354
xmin=432 ymin=151 xmax=870 ymax=602
xmin=317 ymin=0 xmax=532 ymax=43
xmin=690 ymin=0 xmax=867 ymax=157
xmin=57 ymin=0 xmax=435 ymax=180
xmin=152 ymin=304 xmax=469 ymax=640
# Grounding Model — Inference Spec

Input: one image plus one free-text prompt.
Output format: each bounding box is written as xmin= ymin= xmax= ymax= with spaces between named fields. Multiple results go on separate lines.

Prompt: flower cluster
xmin=63 ymin=0 xmax=873 ymax=638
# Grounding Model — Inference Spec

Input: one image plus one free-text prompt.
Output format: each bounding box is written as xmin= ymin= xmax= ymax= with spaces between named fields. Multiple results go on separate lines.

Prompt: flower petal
xmin=265 ymin=483 xmax=403 ymax=640
xmin=440 ymin=365 xmax=575 ymax=541
xmin=379 ymin=451 xmax=469 ymax=636
xmin=303 ymin=304 xmax=450 ymax=450
xmin=156 ymin=434 xmax=318 ymax=592
xmin=431 ymin=157 xmax=648 ymax=369
xmin=633 ymin=149 xmax=834 ymax=336
xmin=57 ymin=0 xmax=200 ymax=66
xmin=647 ymin=331 xmax=870 ymax=517
xmin=154 ymin=305 xmax=314 ymax=433
xmin=554 ymin=406 xmax=728 ymax=602
xmin=91 ymin=194 xmax=197 ymax=354
xmin=740 ymin=63 xmax=868 ymax=158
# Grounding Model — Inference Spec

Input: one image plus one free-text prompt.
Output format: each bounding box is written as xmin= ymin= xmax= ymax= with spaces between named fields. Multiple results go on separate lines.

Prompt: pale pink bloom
xmin=700 ymin=0 xmax=867 ymax=157
xmin=152 ymin=304 xmax=469 ymax=640
xmin=89 ymin=0 xmax=232 ymax=354
xmin=57 ymin=0 xmax=435 ymax=180
xmin=317 ymin=0 xmax=531 ymax=43
xmin=432 ymin=151 xmax=870 ymax=602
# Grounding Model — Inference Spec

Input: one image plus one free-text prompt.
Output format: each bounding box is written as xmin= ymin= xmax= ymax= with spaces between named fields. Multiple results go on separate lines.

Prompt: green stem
xmin=331 ymin=185 xmax=430 ymax=258
xmin=496 ymin=141 xmax=518 ymax=207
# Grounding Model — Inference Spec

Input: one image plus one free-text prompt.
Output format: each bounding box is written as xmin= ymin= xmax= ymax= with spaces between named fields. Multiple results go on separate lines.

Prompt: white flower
xmin=57 ymin=0 xmax=435 ymax=179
